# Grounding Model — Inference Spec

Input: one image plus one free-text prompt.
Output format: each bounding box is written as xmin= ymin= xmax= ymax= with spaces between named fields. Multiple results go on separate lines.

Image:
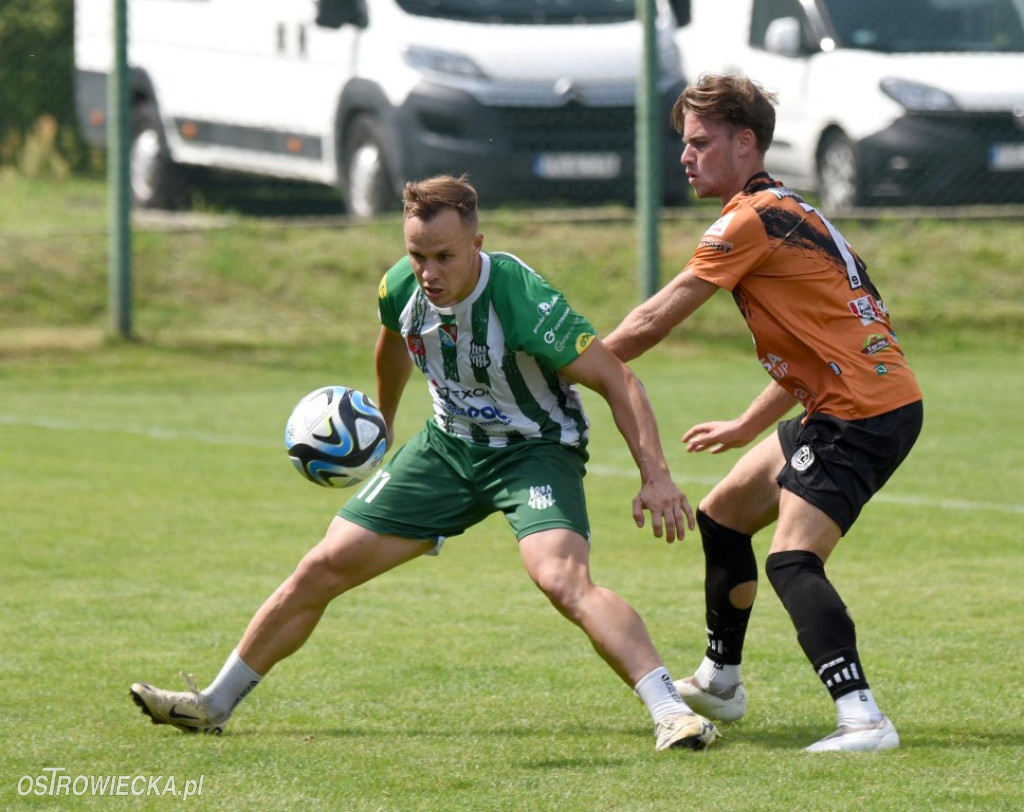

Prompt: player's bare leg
xmin=237 ymin=518 xmax=428 ymax=675
xmin=130 ymin=518 xmax=428 ymax=732
xmin=518 ymin=529 xmax=718 ymax=750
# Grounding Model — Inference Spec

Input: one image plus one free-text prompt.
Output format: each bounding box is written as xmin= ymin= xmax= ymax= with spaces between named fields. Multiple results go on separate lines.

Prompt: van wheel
xmin=343 ymin=115 xmax=396 ymax=219
xmin=817 ymin=132 xmax=862 ymax=213
xmin=131 ymin=103 xmax=188 ymax=209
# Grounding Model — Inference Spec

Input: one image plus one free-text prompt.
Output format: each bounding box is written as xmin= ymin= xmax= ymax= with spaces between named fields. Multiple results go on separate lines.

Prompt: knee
xmin=765 ymin=549 xmax=826 ymax=600
xmin=532 ymin=561 xmax=590 ymax=619
xmin=289 ymin=548 xmax=349 ymax=602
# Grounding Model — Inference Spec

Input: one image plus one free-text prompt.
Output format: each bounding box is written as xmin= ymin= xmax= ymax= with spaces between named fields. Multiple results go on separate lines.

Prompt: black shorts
xmin=776 ymin=400 xmax=923 ymax=535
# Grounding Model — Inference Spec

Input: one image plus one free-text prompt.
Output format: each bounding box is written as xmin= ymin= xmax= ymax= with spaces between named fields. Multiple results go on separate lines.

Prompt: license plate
xmin=989 ymin=143 xmax=1024 ymax=171
xmin=534 ymin=152 xmax=621 ymax=180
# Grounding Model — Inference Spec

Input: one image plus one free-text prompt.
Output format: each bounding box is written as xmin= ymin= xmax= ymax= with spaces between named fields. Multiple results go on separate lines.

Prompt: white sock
xmin=694 ymin=657 xmax=741 ymax=691
xmin=201 ymin=650 xmax=263 ymax=722
xmin=634 ymin=667 xmax=692 ymax=724
xmin=836 ymin=689 xmax=883 ymax=728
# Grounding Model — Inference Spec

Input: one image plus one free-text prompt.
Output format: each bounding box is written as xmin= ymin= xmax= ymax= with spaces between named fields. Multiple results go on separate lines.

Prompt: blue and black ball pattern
xmin=285 ymin=386 xmax=388 ymax=488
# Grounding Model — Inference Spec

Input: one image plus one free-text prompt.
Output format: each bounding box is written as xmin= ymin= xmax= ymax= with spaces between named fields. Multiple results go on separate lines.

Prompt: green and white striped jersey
xmin=378 ymin=251 xmax=598 ymax=448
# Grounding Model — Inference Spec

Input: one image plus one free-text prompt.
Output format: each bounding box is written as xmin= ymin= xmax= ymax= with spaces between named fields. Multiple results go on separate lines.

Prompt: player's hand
xmin=682 ymin=419 xmax=754 ymax=454
xmin=632 ymin=475 xmax=696 ymax=543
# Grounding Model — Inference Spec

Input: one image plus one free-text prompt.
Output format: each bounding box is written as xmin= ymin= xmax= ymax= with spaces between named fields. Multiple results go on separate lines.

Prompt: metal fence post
xmin=636 ymin=0 xmax=661 ymax=301
xmin=108 ymin=0 xmax=133 ymax=339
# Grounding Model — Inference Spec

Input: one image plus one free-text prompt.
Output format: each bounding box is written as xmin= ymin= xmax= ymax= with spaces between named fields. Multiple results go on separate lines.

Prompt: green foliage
xmin=0 ymin=0 xmax=89 ymax=172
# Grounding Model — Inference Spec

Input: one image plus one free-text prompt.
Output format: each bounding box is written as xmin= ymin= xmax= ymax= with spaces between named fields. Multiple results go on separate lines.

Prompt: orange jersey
xmin=689 ymin=174 xmax=922 ymax=420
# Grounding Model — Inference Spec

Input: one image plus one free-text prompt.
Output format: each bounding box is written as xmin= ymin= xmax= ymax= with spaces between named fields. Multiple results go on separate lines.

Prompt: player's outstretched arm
xmin=560 ymin=339 xmax=695 ymax=543
xmin=684 ymin=381 xmax=798 ymax=454
xmin=374 ymin=326 xmax=413 ymax=448
xmin=603 ymin=269 xmax=719 ymax=362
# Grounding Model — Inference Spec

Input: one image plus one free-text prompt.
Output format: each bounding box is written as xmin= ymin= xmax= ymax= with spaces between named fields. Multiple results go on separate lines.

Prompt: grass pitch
xmin=2 ymin=343 xmax=1021 ymax=811
xmin=0 ymin=176 xmax=1022 ymax=810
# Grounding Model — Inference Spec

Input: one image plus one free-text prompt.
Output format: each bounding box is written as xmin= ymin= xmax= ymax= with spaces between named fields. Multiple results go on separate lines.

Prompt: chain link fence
xmin=3 ymin=0 xmax=1024 ymax=217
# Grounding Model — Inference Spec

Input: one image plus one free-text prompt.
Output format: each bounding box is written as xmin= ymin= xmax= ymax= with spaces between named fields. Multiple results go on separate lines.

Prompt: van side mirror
xmin=316 ymin=0 xmax=367 ymax=29
xmin=764 ymin=17 xmax=803 ymax=57
xmin=666 ymin=0 xmax=691 ymax=27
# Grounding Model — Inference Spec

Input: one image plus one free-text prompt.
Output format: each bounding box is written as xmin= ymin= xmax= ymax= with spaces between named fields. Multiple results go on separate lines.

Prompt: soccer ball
xmin=284 ymin=386 xmax=388 ymax=488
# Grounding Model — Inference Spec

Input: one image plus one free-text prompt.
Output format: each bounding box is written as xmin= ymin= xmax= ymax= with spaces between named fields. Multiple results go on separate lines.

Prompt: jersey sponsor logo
xmin=874 ymin=364 xmax=889 ymax=376
xmin=791 ymin=379 xmax=817 ymax=409
xmin=438 ymin=323 xmax=457 ymax=349
xmin=791 ymin=445 xmax=815 ymax=472
xmin=847 ymin=294 xmax=887 ymax=326
xmin=470 ymin=341 xmax=490 ymax=369
xmin=575 ymin=332 xmax=595 ymax=353
xmin=534 ymin=300 xmax=572 ymax=336
xmin=433 ymin=382 xmax=491 ymax=400
xmin=829 ymin=361 xmax=843 ymax=375
xmin=861 ymin=333 xmax=892 ymax=355
xmin=378 ymin=276 xmax=388 ymax=298
xmin=760 ymin=352 xmax=789 ymax=380
xmin=528 ymin=484 xmax=556 ymax=510
xmin=705 ymin=211 xmax=736 ymax=237
xmin=698 ymin=235 xmax=734 ymax=253
xmin=536 ymin=294 xmax=560 ymax=317
xmin=452 ymin=404 xmax=511 ymax=423
xmin=435 ymin=387 xmax=513 ymax=425
xmin=542 ymin=304 xmax=580 ymax=350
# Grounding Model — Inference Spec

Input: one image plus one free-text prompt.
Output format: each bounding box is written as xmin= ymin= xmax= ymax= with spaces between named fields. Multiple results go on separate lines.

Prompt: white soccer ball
xmin=284 ymin=386 xmax=388 ymax=488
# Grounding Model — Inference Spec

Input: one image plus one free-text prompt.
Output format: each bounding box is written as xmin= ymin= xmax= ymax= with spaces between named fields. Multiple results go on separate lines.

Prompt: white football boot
xmin=674 ymin=676 xmax=748 ymax=723
xmin=805 ymin=716 xmax=900 ymax=752
xmin=130 ymin=672 xmax=226 ymax=734
xmin=654 ymin=712 xmax=720 ymax=751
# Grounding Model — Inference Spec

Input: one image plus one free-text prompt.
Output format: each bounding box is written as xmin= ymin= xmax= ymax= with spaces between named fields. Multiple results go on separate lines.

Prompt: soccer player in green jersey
xmin=129 ymin=175 xmax=719 ymax=752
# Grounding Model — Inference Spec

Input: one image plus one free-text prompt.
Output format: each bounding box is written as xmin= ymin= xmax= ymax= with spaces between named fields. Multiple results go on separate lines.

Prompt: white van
xmin=74 ymin=0 xmax=692 ymax=216
xmin=675 ymin=0 xmax=1024 ymax=210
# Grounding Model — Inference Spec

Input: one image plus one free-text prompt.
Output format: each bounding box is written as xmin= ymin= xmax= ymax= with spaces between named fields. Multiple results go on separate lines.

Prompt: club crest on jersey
xmin=406 ymin=333 xmax=425 ymax=357
xmin=470 ymin=341 xmax=490 ymax=369
xmin=438 ymin=323 xmax=457 ymax=348
xmin=528 ymin=485 xmax=556 ymax=510
xmin=791 ymin=445 xmax=815 ymax=472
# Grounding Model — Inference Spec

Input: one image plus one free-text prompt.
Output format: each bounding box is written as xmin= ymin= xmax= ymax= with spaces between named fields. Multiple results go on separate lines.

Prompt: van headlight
xmin=880 ymin=78 xmax=958 ymax=112
xmin=404 ymin=46 xmax=487 ymax=79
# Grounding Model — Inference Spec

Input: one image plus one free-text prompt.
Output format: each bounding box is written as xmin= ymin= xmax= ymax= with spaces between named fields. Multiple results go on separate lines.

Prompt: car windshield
xmin=823 ymin=0 xmax=1024 ymax=52
xmin=395 ymin=0 xmax=635 ymax=24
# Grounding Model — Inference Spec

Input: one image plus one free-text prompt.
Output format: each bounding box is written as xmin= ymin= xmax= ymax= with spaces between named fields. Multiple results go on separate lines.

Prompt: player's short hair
xmin=403 ymin=174 xmax=479 ymax=229
xmin=672 ymin=74 xmax=778 ymax=154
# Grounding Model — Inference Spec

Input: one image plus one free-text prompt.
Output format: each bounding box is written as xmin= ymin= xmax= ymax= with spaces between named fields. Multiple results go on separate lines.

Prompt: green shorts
xmin=339 ymin=421 xmax=590 ymax=553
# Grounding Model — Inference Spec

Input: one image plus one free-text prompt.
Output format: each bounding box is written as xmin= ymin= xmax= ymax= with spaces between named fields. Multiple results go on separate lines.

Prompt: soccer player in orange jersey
xmin=605 ymin=74 xmax=924 ymax=752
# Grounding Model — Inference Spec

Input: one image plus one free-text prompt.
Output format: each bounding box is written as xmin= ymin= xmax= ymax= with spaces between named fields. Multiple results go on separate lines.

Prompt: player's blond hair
xmin=403 ymin=174 xmax=479 ymax=229
xmin=673 ymin=74 xmax=778 ymax=154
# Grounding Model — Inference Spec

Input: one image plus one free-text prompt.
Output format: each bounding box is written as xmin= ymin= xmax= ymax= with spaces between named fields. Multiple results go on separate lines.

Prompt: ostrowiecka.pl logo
xmin=17 ymin=768 xmax=205 ymax=799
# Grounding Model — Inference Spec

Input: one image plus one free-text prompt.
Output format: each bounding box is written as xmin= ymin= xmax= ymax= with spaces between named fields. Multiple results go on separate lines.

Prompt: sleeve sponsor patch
xmin=698 ymin=235 xmax=734 ymax=253
xmin=575 ymin=332 xmax=596 ymax=354
xmin=704 ymin=211 xmax=736 ymax=237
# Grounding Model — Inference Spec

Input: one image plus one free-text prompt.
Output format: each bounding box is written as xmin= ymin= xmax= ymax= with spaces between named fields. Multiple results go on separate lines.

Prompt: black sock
xmin=765 ymin=550 xmax=870 ymax=699
xmin=698 ymin=510 xmax=757 ymax=666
